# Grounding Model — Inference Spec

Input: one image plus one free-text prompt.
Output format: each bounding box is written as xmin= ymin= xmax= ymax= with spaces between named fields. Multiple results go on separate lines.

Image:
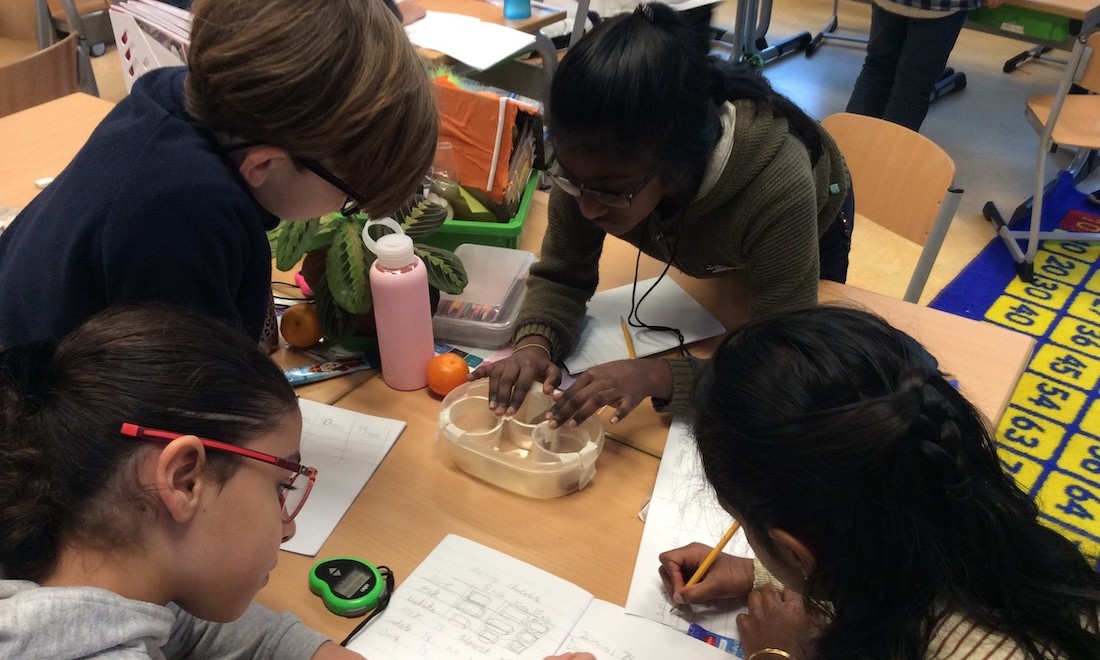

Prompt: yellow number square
xmin=1004 ymin=274 xmax=1073 ymax=311
xmin=1033 ymin=250 xmax=1090 ymax=286
xmin=1049 ymin=316 xmax=1100 ymax=360
xmin=985 ymin=295 xmax=1057 ymax=336
xmin=996 ymin=407 xmax=1066 ymax=461
xmin=1029 ymin=344 xmax=1100 ymax=392
xmin=1039 ymin=517 xmax=1100 ymax=566
xmin=996 ymin=447 xmax=1044 ymax=491
xmin=1012 ymin=372 xmax=1087 ymax=425
xmin=1055 ymin=433 xmax=1100 ymax=489
xmin=1042 ymin=239 xmax=1100 ymax=264
xmin=1036 ymin=472 xmax=1100 ymax=530
xmin=1067 ymin=290 xmax=1100 ymax=325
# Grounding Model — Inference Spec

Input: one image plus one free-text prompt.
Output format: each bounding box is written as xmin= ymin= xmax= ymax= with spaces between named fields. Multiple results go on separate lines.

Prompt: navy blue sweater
xmin=0 ymin=68 xmax=277 ymax=346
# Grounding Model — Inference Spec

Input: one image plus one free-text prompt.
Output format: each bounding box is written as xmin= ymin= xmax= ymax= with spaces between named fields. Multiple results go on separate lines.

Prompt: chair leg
xmin=905 ymin=187 xmax=962 ymax=303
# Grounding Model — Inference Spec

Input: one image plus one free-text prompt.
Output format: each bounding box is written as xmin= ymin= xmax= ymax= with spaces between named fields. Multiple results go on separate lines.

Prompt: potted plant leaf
xmin=267 ymin=194 xmax=468 ymax=345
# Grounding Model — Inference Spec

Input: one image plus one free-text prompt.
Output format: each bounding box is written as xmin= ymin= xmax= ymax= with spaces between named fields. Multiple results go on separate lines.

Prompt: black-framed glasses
xmin=120 ymin=422 xmax=318 ymax=523
xmin=546 ymin=166 xmax=658 ymax=209
xmin=222 ymin=140 xmax=364 ymax=216
xmin=295 ymin=156 xmax=364 ymax=216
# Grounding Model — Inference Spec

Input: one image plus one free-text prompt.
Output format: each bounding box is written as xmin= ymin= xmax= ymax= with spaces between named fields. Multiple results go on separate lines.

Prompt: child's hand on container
xmin=471 ymin=339 xmax=560 ymax=416
xmin=547 ymin=358 xmax=671 ymax=428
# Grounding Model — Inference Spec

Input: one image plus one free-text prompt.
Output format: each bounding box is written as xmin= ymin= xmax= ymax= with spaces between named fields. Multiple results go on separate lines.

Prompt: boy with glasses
xmin=0 ymin=0 xmax=436 ymax=348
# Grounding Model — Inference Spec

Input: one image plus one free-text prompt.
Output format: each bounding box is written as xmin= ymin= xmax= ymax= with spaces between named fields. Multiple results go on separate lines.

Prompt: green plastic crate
xmin=968 ymin=5 xmax=1072 ymax=45
xmin=420 ymin=174 xmax=539 ymax=252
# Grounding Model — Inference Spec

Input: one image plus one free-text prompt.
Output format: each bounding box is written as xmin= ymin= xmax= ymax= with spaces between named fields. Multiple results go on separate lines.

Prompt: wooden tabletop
xmin=0 ymin=93 xmax=113 ymax=207
xmin=255 ymin=378 xmax=660 ymax=642
xmin=1 ymin=93 xmax=1036 ymax=647
xmin=1007 ymin=0 xmax=1100 ymax=26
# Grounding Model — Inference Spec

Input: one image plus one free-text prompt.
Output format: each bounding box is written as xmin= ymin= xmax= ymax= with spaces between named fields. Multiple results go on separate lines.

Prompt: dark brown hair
xmin=185 ymin=0 xmax=438 ymax=216
xmin=0 ymin=306 xmax=298 ymax=582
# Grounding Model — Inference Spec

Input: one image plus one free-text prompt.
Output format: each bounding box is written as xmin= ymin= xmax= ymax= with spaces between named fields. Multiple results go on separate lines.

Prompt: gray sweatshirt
xmin=0 ymin=580 xmax=329 ymax=659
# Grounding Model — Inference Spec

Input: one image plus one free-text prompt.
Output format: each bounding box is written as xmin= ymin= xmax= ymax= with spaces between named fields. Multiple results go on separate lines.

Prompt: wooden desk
xmin=515 ymin=193 xmax=1037 ymax=458
xmin=256 ymin=379 xmax=660 ymax=642
xmin=258 ymin=190 xmax=1035 ymax=643
xmin=0 ymin=93 xmax=112 ymax=207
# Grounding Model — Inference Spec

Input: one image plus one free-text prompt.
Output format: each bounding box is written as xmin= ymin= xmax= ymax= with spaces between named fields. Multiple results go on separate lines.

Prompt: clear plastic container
xmin=432 ymin=244 xmax=535 ymax=348
xmin=436 ymin=380 xmax=604 ymax=498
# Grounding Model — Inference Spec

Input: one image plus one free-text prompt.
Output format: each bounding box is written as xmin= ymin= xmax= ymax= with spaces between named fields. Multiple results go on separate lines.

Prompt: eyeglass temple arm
xmin=120 ymin=423 xmax=307 ymax=474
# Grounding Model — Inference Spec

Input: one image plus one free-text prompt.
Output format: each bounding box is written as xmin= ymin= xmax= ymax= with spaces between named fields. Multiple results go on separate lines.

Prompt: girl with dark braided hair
xmin=652 ymin=306 xmax=1100 ymax=660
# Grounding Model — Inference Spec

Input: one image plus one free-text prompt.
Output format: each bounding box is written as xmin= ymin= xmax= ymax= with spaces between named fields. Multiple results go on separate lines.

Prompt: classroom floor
xmin=88 ymin=0 xmax=1097 ymax=302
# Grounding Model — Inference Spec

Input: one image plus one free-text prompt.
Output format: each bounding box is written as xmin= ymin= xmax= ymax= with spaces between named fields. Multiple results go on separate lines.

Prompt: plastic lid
xmin=362 ymin=217 xmax=415 ymax=268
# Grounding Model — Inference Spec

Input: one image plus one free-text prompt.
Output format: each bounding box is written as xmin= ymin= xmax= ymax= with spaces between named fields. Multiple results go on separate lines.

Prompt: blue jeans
xmin=846 ymin=4 xmax=969 ymax=131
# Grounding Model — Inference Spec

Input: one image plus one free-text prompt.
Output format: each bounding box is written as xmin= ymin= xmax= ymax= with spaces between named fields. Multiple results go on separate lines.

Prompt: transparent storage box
xmin=436 ymin=380 xmax=605 ymax=498
xmin=432 ymin=244 xmax=535 ymax=348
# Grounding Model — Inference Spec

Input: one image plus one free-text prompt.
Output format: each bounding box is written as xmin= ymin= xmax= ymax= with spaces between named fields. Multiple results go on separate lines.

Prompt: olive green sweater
xmin=515 ymin=100 xmax=849 ymax=411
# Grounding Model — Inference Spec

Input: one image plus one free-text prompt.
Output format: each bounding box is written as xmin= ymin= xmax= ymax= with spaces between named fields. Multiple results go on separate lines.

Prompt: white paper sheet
xmin=349 ymin=534 xmax=731 ymax=659
xmin=279 ymin=399 xmax=404 ymax=556
xmin=563 ymin=278 xmax=726 ymax=374
xmin=625 ymin=417 xmax=753 ymax=648
xmin=405 ymin=11 xmax=537 ymax=70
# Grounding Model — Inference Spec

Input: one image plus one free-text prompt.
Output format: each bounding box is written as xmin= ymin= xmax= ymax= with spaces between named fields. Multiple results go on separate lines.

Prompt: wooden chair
xmin=0 ymin=32 xmax=79 ymax=118
xmin=1025 ymin=32 xmax=1100 ymax=172
xmin=821 ymin=112 xmax=963 ymax=303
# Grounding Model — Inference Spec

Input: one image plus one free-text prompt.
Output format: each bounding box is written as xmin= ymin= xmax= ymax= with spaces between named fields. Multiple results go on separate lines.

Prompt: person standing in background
xmin=846 ymin=0 xmax=1005 ymax=131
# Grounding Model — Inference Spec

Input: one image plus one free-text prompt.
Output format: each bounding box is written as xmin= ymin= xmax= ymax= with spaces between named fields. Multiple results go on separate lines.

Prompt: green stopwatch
xmin=309 ymin=557 xmax=385 ymax=617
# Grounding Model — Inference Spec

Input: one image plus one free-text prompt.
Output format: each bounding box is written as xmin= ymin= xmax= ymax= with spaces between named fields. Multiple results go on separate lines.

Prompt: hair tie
xmin=0 ymin=340 xmax=57 ymax=398
xmin=634 ymin=2 xmax=656 ymax=22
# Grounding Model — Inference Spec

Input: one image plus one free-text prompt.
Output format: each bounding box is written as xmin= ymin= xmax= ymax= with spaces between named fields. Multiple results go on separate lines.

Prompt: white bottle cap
xmin=362 ymin=217 xmax=415 ymax=268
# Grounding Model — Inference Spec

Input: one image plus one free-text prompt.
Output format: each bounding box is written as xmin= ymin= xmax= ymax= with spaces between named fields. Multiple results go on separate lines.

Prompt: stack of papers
xmin=405 ymin=11 xmax=536 ymax=70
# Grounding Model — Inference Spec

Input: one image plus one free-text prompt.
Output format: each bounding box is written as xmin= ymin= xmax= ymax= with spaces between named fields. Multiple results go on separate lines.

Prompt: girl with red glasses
xmin=0 ymin=306 xmax=360 ymax=660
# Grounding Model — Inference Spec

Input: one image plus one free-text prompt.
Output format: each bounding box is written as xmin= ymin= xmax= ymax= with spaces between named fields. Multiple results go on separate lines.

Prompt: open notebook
xmin=347 ymin=534 xmax=730 ymax=659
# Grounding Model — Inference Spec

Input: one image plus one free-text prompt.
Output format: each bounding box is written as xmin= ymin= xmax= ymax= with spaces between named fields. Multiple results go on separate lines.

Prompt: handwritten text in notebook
xmin=348 ymin=534 xmax=731 ymax=659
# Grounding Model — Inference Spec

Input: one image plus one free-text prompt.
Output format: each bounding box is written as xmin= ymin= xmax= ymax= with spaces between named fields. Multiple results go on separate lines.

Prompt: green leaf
xmin=273 ymin=219 xmax=319 ymax=272
xmin=325 ymin=217 xmax=374 ymax=314
xmin=415 ymin=244 xmax=467 ymax=295
xmin=398 ymin=196 xmax=449 ymax=239
xmin=302 ymin=251 xmax=359 ymax=344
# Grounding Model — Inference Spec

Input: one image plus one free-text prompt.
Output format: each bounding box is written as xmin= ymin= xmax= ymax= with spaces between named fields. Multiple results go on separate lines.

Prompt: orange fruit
xmin=280 ymin=303 xmax=323 ymax=348
xmin=427 ymin=353 xmax=470 ymax=396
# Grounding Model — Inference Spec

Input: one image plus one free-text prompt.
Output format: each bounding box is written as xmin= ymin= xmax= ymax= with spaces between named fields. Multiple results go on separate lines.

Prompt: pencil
xmin=684 ymin=521 xmax=740 ymax=588
xmin=620 ymin=316 xmax=637 ymax=360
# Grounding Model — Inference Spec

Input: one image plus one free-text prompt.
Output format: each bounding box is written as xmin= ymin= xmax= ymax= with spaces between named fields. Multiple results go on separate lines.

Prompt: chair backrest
xmin=1075 ymin=31 xmax=1100 ymax=93
xmin=0 ymin=32 xmax=79 ymax=118
xmin=0 ymin=0 xmax=39 ymax=43
xmin=822 ymin=112 xmax=955 ymax=247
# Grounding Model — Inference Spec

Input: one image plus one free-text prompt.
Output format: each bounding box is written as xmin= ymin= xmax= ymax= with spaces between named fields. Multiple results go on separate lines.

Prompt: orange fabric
xmin=434 ymin=80 xmax=522 ymax=204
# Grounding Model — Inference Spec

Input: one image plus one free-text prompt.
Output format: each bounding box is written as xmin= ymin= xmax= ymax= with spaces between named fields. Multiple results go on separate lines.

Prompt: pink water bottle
xmin=362 ymin=218 xmax=434 ymax=390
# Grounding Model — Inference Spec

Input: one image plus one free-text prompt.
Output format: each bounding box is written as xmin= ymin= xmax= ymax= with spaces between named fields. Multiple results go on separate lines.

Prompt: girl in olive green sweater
xmin=472 ymin=3 xmax=852 ymax=427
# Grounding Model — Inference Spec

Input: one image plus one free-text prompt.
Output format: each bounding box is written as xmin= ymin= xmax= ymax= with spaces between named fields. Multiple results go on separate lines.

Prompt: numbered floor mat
xmin=932 ymin=189 xmax=1100 ymax=568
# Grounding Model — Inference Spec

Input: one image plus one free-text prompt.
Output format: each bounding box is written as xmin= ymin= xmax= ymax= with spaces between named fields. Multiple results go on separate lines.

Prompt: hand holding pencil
xmin=658 ymin=521 xmax=754 ymax=605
